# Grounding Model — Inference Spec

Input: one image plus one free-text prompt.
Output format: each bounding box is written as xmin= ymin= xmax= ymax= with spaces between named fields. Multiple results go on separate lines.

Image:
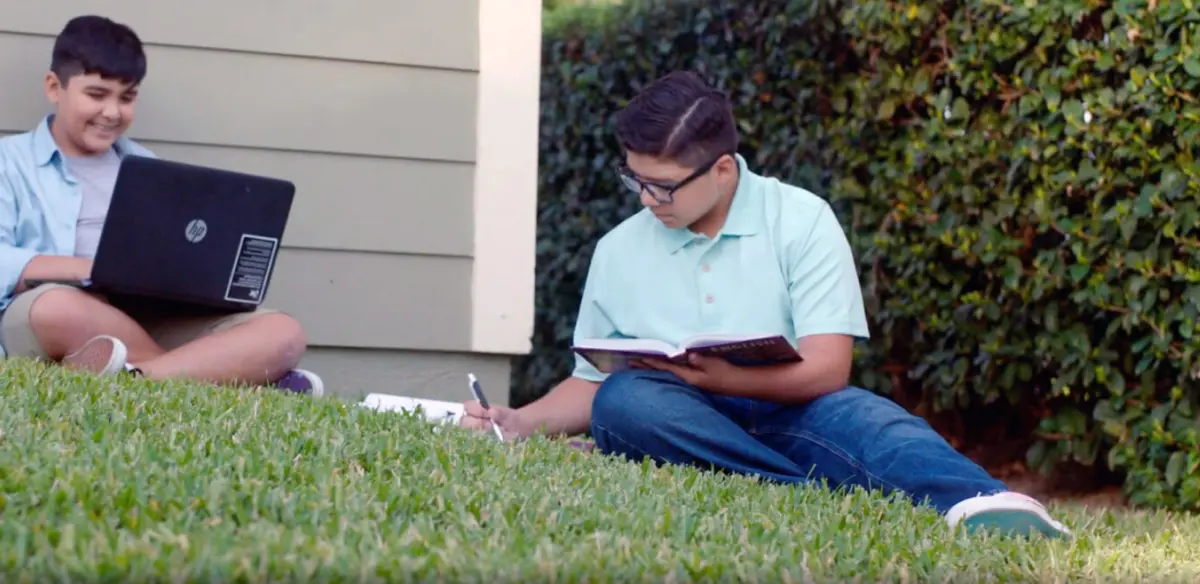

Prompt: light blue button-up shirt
xmin=571 ymin=154 xmax=871 ymax=382
xmin=0 ymin=114 xmax=155 ymax=314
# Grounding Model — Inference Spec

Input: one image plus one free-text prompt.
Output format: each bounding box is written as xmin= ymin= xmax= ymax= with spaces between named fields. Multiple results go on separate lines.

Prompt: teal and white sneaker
xmin=946 ymin=492 xmax=1072 ymax=538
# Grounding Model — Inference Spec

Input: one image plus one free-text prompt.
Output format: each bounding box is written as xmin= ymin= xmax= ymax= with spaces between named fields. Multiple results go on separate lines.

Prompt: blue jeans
xmin=589 ymin=370 xmax=1008 ymax=514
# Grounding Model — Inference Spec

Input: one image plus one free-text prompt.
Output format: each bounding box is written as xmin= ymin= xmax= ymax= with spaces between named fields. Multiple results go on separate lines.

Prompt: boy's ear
xmin=44 ymin=72 xmax=64 ymax=105
xmin=714 ymin=153 xmax=738 ymax=179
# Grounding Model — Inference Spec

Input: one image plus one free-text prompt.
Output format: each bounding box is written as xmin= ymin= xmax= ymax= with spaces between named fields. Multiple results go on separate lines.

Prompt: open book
xmin=572 ymin=333 xmax=801 ymax=374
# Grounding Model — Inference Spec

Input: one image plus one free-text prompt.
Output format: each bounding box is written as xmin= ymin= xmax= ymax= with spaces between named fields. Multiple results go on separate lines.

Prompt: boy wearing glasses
xmin=461 ymin=71 xmax=1070 ymax=538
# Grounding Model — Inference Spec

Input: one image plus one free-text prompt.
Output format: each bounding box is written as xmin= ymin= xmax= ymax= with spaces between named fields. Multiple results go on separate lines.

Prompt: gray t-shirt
xmin=65 ymin=148 xmax=122 ymax=259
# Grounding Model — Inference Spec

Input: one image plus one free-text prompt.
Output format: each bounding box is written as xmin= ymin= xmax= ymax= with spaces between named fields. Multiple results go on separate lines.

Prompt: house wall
xmin=0 ymin=0 xmax=540 ymax=405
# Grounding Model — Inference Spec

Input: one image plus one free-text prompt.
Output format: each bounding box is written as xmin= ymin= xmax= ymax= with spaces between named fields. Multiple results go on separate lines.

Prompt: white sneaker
xmin=946 ymin=491 xmax=1072 ymax=538
xmin=61 ymin=335 xmax=129 ymax=376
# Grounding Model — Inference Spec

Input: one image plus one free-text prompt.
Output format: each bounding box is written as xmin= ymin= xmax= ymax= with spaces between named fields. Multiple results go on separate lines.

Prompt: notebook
xmin=358 ymin=394 xmax=464 ymax=426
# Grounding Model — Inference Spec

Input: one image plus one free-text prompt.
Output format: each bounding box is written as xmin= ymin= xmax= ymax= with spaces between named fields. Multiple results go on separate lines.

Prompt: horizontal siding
xmin=299 ymin=348 xmax=512 ymax=405
xmin=0 ymin=130 xmax=475 ymax=348
xmin=140 ymin=142 xmax=474 ymax=257
xmin=0 ymin=134 xmax=474 ymax=257
xmin=0 ymin=32 xmax=477 ymax=257
xmin=0 ymin=0 xmax=484 ymax=354
xmin=266 ymin=249 xmax=473 ymax=350
xmin=0 ymin=133 xmax=477 ymax=347
xmin=0 ymin=0 xmax=479 ymax=70
xmin=0 ymin=35 xmax=478 ymax=162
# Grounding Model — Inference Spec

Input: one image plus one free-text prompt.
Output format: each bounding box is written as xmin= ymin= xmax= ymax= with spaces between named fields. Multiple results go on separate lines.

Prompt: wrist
xmin=512 ymin=403 xmax=570 ymax=439
xmin=74 ymin=258 xmax=92 ymax=279
xmin=713 ymin=365 xmax=754 ymax=395
xmin=511 ymin=408 xmax=540 ymax=438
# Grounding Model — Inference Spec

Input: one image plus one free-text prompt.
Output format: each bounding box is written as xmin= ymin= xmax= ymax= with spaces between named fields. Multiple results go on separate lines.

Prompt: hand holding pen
xmin=463 ymin=373 xmax=514 ymax=441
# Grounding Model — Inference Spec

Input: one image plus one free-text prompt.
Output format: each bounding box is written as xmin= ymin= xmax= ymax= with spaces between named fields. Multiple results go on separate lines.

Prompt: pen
xmin=468 ymin=373 xmax=505 ymax=441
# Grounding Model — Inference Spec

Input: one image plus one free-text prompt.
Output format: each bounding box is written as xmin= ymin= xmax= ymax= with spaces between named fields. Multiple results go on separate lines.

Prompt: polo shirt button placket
xmin=699 ymin=262 xmax=715 ymax=308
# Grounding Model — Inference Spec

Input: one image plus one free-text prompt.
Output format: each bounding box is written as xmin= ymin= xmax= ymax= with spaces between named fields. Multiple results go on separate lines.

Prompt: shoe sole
xmin=294 ymin=369 xmax=325 ymax=397
xmin=962 ymin=509 xmax=1072 ymax=538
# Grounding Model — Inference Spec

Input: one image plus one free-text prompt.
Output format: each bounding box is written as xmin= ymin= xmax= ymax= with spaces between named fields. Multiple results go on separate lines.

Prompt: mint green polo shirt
xmin=571 ymin=154 xmax=871 ymax=383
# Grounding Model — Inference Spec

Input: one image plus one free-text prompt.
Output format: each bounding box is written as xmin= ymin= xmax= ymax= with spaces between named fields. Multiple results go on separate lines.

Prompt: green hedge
xmin=514 ymin=0 xmax=1200 ymax=510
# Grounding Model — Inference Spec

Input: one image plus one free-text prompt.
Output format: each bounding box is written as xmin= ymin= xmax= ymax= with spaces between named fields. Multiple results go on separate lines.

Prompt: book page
xmin=572 ymin=337 xmax=680 ymax=356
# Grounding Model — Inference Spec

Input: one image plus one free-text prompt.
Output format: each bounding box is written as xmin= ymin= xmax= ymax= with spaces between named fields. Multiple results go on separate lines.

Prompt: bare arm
xmin=706 ymin=198 xmax=868 ymax=404
xmin=642 ymin=333 xmax=854 ymax=404
xmin=12 ymin=255 xmax=92 ymax=294
xmin=460 ymin=375 xmax=600 ymax=439
xmin=462 ymin=238 xmax=611 ymax=439
xmin=514 ymin=375 xmax=600 ymax=437
xmin=720 ymin=333 xmax=854 ymax=403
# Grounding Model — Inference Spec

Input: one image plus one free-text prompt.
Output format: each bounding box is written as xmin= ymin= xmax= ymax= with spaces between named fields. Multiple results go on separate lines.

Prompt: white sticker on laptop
xmin=224 ymin=234 xmax=279 ymax=304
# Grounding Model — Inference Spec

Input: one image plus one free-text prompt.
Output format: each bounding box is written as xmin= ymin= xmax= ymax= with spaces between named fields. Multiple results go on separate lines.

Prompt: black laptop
xmin=25 ymin=154 xmax=295 ymax=313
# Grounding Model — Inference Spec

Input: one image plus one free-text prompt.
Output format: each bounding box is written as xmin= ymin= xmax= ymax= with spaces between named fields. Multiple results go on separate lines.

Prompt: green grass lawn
xmin=1 ymin=359 xmax=1197 ymax=582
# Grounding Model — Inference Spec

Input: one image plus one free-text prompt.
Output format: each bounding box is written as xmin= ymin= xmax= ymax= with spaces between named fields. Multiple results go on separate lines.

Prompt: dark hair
xmin=51 ymin=15 xmax=147 ymax=86
xmin=614 ymin=70 xmax=739 ymax=168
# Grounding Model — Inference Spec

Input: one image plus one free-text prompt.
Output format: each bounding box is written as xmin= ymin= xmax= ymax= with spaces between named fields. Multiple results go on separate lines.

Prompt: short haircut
xmin=51 ymin=15 xmax=147 ymax=86
xmin=614 ymin=70 xmax=739 ymax=168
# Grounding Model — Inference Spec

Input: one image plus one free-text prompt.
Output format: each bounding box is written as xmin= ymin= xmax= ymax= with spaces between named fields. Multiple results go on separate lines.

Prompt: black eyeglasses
xmin=617 ymin=154 xmax=729 ymax=204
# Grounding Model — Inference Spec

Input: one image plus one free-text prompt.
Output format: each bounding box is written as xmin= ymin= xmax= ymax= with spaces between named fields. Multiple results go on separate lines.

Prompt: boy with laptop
xmin=0 ymin=15 xmax=324 ymax=396
xmin=459 ymin=71 xmax=1072 ymax=538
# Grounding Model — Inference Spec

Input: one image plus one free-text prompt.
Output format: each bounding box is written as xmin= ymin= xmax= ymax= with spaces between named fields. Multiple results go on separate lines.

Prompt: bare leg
xmin=28 ymin=287 xmax=166 ymax=362
xmin=133 ymin=313 xmax=307 ymax=385
xmin=27 ymin=287 xmax=309 ymax=387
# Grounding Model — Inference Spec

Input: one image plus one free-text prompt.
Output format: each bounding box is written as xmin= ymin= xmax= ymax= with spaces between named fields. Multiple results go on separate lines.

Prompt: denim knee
xmin=590 ymin=369 xmax=684 ymax=434
xmin=800 ymin=386 xmax=950 ymax=458
xmin=592 ymin=369 xmax=653 ymax=429
xmin=806 ymin=386 xmax=916 ymax=426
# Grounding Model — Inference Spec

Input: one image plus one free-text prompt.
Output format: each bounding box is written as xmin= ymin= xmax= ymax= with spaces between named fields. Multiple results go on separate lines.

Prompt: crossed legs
xmin=0 ymin=284 xmax=311 ymax=388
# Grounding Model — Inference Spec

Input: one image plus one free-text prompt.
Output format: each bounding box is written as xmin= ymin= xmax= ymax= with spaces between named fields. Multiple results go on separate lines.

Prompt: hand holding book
xmin=572 ymin=332 xmax=802 ymax=375
xmin=635 ymin=350 xmax=764 ymax=393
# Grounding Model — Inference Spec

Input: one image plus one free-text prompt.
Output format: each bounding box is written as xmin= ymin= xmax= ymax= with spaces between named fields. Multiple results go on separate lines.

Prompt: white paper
xmin=358 ymin=393 xmax=465 ymax=425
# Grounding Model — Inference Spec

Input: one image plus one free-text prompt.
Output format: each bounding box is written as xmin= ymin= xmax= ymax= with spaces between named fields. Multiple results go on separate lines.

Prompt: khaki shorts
xmin=0 ymin=283 xmax=276 ymax=359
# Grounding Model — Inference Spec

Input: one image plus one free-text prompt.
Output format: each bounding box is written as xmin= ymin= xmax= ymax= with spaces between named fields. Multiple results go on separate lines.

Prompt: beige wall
xmin=0 ymin=0 xmax=540 ymax=404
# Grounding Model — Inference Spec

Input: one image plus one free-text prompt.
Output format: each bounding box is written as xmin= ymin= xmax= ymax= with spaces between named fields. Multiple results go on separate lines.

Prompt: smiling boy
xmin=0 ymin=15 xmax=324 ymax=395
xmin=461 ymin=71 xmax=1072 ymax=538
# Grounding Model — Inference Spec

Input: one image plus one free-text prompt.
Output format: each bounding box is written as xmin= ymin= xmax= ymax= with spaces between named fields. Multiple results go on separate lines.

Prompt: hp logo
xmin=185 ymin=219 xmax=208 ymax=243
